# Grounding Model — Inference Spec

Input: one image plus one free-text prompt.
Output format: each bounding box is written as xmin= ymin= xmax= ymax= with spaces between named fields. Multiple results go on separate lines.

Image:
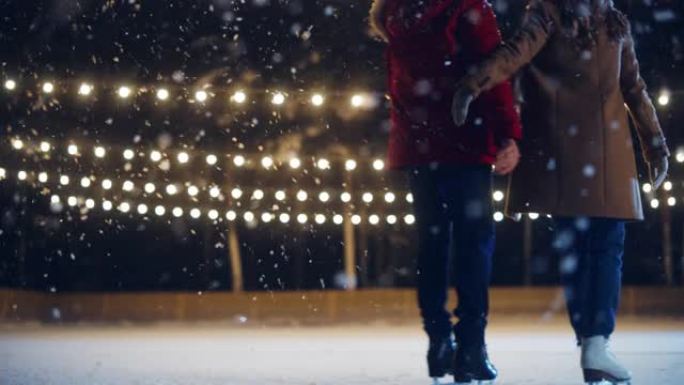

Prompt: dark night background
xmin=0 ymin=0 xmax=683 ymax=292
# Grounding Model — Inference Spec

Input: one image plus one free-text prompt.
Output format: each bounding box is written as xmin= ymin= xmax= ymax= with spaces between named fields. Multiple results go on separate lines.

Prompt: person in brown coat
xmin=451 ymin=0 xmax=670 ymax=384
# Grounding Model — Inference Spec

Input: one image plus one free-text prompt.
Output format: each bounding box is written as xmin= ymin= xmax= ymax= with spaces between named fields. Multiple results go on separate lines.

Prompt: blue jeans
xmin=554 ymin=217 xmax=625 ymax=341
xmin=407 ymin=164 xmax=495 ymax=347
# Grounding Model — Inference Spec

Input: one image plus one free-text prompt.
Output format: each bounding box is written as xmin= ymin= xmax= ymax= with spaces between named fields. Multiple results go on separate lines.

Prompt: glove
xmin=451 ymin=85 xmax=475 ymax=126
xmin=648 ymin=156 xmax=669 ymax=190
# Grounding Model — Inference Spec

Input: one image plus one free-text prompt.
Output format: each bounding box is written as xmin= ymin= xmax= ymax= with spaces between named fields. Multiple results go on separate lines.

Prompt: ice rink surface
xmin=2 ymin=317 xmax=683 ymax=385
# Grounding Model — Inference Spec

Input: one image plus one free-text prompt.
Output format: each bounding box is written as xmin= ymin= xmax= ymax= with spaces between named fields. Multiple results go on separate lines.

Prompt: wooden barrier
xmin=1 ymin=287 xmax=682 ymax=324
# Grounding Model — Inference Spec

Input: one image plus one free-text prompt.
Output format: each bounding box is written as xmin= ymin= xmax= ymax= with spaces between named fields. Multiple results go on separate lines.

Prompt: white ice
xmin=1 ymin=317 xmax=683 ymax=385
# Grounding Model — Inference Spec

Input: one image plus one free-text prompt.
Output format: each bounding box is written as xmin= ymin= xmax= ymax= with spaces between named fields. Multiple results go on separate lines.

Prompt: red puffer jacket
xmin=383 ymin=0 xmax=522 ymax=169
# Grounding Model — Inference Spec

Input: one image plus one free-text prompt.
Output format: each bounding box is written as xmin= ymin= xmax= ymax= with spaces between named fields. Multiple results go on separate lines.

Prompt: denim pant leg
xmin=555 ymin=217 xmax=625 ymax=341
xmin=442 ymin=166 xmax=495 ymax=347
xmin=408 ymin=166 xmax=453 ymax=339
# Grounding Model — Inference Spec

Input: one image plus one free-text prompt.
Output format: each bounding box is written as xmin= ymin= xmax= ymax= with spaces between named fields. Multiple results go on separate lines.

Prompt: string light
xmin=156 ymin=88 xmax=170 ymax=101
xmin=231 ymin=188 xmax=243 ymax=199
xmin=208 ymin=209 xmax=219 ymax=220
xmin=85 ymin=199 xmax=95 ymax=209
xmin=658 ymin=90 xmax=670 ymax=106
xmin=493 ymin=191 xmax=505 ymax=202
xmin=194 ymin=90 xmax=208 ymax=103
xmin=297 ymin=213 xmax=308 ymax=224
xmin=494 ymin=212 xmax=505 ymax=222
xmin=386 ymin=215 xmax=397 ymax=225
xmin=319 ymin=191 xmax=330 ymax=202
xmin=118 ymin=202 xmax=131 ymax=213
xmin=39 ymin=141 xmax=51 ymax=152
xmin=650 ymin=199 xmax=659 ymax=209
xmin=51 ymin=195 xmax=61 ymax=204
xmin=123 ymin=149 xmax=135 ymax=160
xmin=345 ymin=159 xmax=357 ymax=171
xmin=80 ymin=177 xmax=91 ymax=188
xmin=244 ymin=211 xmax=255 ymax=222
xmin=78 ymin=83 xmax=93 ymax=96
xmin=261 ymin=212 xmax=273 ymax=223
xmin=275 ymin=190 xmax=286 ymax=201
xmin=404 ymin=214 xmax=415 ymax=225
xmin=341 ymin=192 xmax=352 ymax=203
xmin=668 ymin=197 xmax=676 ymax=207
xmin=67 ymin=196 xmax=78 ymax=207
xmin=12 ymin=138 xmax=24 ymax=150
xmin=67 ymin=144 xmax=79 ymax=156
xmin=17 ymin=170 xmax=27 ymax=180
xmin=137 ymin=204 xmax=148 ymax=215
xmin=362 ymin=192 xmax=373 ymax=203
xmin=296 ymin=190 xmax=308 ymax=202
xmin=144 ymin=183 xmax=156 ymax=193
xmin=177 ymin=151 xmax=190 ymax=164
xmin=384 ymin=192 xmax=395 ymax=203
xmin=333 ymin=214 xmax=344 ymax=225
xmin=155 ymin=205 xmax=166 ymax=216
xmin=271 ymin=92 xmax=285 ymax=105
xmin=206 ymin=154 xmax=218 ymax=165
xmin=102 ymin=200 xmax=113 ymax=211
xmin=150 ymin=150 xmax=162 ymax=162
xmin=351 ymin=214 xmax=362 ymax=225
xmin=311 ymin=93 xmax=325 ymax=106
xmin=252 ymin=189 xmax=264 ymax=200
xmin=38 ymin=172 xmax=48 ymax=183
xmin=4 ymin=79 xmax=16 ymax=91
xmin=289 ymin=157 xmax=301 ymax=169
xmin=231 ymin=90 xmax=247 ymax=104
xmin=190 ymin=208 xmax=201 ymax=219
xmin=316 ymin=158 xmax=331 ymax=170
xmin=406 ymin=193 xmax=413 ymax=203
xmin=643 ymin=183 xmax=653 ymax=193
xmin=261 ymin=156 xmax=274 ymax=169
xmin=664 ymin=181 xmax=673 ymax=191
xmin=226 ymin=210 xmax=237 ymax=221
xmin=279 ymin=213 xmax=290 ymax=224
xmin=315 ymin=213 xmax=326 ymax=224
xmin=172 ymin=207 xmax=183 ymax=217
xmin=102 ymin=179 xmax=113 ymax=190
xmin=60 ymin=175 xmax=70 ymax=185
xmin=187 ymin=185 xmax=199 ymax=196
xmin=94 ymin=146 xmax=106 ymax=158
xmin=122 ymin=180 xmax=135 ymax=192
xmin=117 ymin=86 xmax=132 ymax=99
xmin=166 ymin=184 xmax=178 ymax=195
xmin=42 ymin=82 xmax=55 ymax=94
xmin=209 ymin=186 xmax=221 ymax=198
xmin=372 ymin=159 xmax=385 ymax=171
xmin=369 ymin=214 xmax=380 ymax=225
xmin=233 ymin=155 xmax=246 ymax=167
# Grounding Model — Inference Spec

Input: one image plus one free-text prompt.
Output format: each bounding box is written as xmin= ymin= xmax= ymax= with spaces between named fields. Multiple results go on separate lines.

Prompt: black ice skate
xmin=427 ymin=334 xmax=456 ymax=382
xmin=451 ymin=344 xmax=497 ymax=385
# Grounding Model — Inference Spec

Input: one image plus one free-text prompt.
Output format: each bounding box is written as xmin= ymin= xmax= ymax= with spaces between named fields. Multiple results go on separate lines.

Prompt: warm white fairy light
xmin=209 ymin=186 xmax=221 ymax=198
xmin=67 ymin=196 xmax=78 ymax=207
xmin=194 ymin=90 xmax=208 ymax=102
xmin=350 ymin=94 xmax=365 ymax=108
xmin=244 ymin=211 xmax=255 ymax=222
xmin=369 ymin=214 xmax=380 ymax=225
xmin=261 ymin=156 xmax=274 ymax=169
xmin=0 ymin=168 xmax=6 ymax=180
xmin=67 ymin=144 xmax=79 ymax=156
xmin=122 ymin=148 xmax=135 ymax=160
xmin=51 ymin=195 xmax=61 ymax=204
xmin=102 ymin=179 xmax=113 ymax=190
xmin=156 ymin=88 xmax=170 ymax=101
xmin=208 ymin=209 xmax=220 ymax=220
xmin=231 ymin=187 xmax=243 ymax=199
xmin=172 ymin=207 xmax=183 ymax=217
xmin=252 ymin=189 xmax=264 ymax=200
xmin=231 ymin=90 xmax=247 ymax=104
xmin=80 ymin=177 xmax=91 ymax=188
xmin=144 ymin=183 xmax=156 ymax=193
xmin=668 ymin=197 xmax=676 ymax=207
xmin=372 ymin=159 xmax=385 ymax=171
xmin=177 ymin=151 xmax=190 ymax=164
xmin=190 ymin=208 xmax=201 ymax=219
xmin=226 ymin=210 xmax=237 ymax=221
xmin=137 ymin=204 xmax=148 ymax=215
xmin=494 ymin=212 xmax=505 ymax=222
xmin=279 ymin=213 xmax=291 ymax=224
xmin=11 ymin=138 xmax=23 ymax=150
xmin=154 ymin=205 xmax=166 ymax=216
xmin=319 ymin=191 xmax=330 ymax=202
xmin=493 ymin=190 xmax=505 ymax=202
xmin=362 ymin=192 xmax=373 ymax=203
xmin=289 ymin=157 xmax=301 ymax=169
xmin=78 ymin=83 xmax=93 ymax=96
xmin=118 ymin=202 xmax=131 ymax=213
xmin=650 ymin=199 xmax=660 ymax=209
xmin=150 ymin=150 xmax=162 ymax=162
xmin=311 ymin=93 xmax=325 ymax=106
xmin=187 ymin=185 xmax=199 ymax=196
xmin=39 ymin=141 xmax=51 ymax=152
xmin=122 ymin=180 xmax=134 ymax=192
xmin=117 ymin=86 xmax=132 ymax=98
xmin=38 ymin=172 xmax=48 ymax=183
xmin=233 ymin=155 xmax=246 ymax=167
xmin=345 ymin=159 xmax=357 ymax=171
xmin=102 ymin=200 xmax=113 ymax=211
xmin=658 ymin=90 xmax=670 ymax=106
xmin=85 ymin=199 xmax=95 ymax=209
xmin=676 ymin=151 xmax=684 ymax=163
xmin=275 ymin=190 xmax=286 ymax=201
xmin=206 ymin=154 xmax=218 ymax=165
xmin=94 ymin=146 xmax=106 ymax=158
xmin=297 ymin=213 xmax=308 ymax=224
xmin=642 ymin=183 xmax=653 ymax=193
xmin=4 ymin=79 xmax=16 ymax=91
xmin=261 ymin=212 xmax=273 ymax=223
xmin=386 ymin=215 xmax=397 ymax=225
xmin=17 ymin=170 xmax=27 ymax=180
xmin=664 ymin=181 xmax=673 ymax=191
xmin=341 ymin=192 xmax=352 ymax=203
xmin=296 ymin=190 xmax=308 ymax=202
xmin=333 ymin=214 xmax=344 ymax=225
xmin=351 ymin=214 xmax=362 ymax=225
xmin=315 ymin=214 xmax=326 ymax=224
xmin=42 ymin=82 xmax=55 ymax=94
xmin=384 ymin=192 xmax=396 ymax=203
xmin=166 ymin=184 xmax=178 ymax=195
xmin=406 ymin=193 xmax=414 ymax=203
xmin=316 ymin=158 xmax=331 ymax=170
xmin=60 ymin=175 xmax=70 ymax=185
xmin=271 ymin=92 xmax=285 ymax=105
xmin=528 ymin=212 xmax=540 ymax=220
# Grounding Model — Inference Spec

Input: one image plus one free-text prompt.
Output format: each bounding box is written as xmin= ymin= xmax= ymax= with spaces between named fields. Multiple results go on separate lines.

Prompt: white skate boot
xmin=581 ymin=336 xmax=631 ymax=385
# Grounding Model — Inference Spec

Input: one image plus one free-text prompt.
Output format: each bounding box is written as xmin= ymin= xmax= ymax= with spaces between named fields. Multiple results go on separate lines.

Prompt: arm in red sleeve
xmin=455 ymin=0 xmax=522 ymax=143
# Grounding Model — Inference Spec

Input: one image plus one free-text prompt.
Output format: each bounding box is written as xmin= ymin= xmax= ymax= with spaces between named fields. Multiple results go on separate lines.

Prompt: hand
xmin=649 ymin=156 xmax=669 ymax=190
xmin=494 ymin=139 xmax=521 ymax=175
xmin=451 ymin=86 xmax=474 ymax=126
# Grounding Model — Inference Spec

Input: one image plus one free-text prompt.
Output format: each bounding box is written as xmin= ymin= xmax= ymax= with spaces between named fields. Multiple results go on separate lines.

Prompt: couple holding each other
xmin=370 ymin=0 xmax=669 ymax=384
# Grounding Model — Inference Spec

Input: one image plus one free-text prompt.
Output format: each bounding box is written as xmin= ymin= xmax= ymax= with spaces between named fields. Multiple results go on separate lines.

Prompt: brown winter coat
xmin=460 ymin=0 xmax=670 ymax=220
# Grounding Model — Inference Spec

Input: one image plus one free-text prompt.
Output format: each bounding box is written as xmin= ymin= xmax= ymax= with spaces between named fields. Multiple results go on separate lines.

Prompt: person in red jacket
xmin=370 ymin=0 xmax=522 ymax=383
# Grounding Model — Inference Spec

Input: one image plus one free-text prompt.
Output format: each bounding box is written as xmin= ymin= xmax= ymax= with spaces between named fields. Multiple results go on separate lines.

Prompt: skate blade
xmin=583 ymin=369 xmax=631 ymax=385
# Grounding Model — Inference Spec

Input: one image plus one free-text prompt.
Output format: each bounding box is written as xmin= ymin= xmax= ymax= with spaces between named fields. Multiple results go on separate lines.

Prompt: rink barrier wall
xmin=0 ymin=287 xmax=683 ymax=323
